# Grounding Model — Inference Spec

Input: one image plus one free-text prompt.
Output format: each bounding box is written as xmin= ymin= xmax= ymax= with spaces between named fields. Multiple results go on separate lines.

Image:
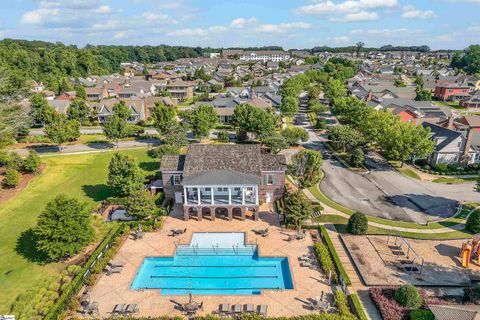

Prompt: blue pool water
xmin=131 ymin=232 xmax=294 ymax=295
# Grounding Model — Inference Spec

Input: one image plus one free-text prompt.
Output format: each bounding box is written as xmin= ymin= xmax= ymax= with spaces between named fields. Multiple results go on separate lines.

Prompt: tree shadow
xmin=139 ymin=161 xmax=159 ymax=173
xmin=82 ymin=184 xmax=112 ymax=202
xmin=385 ymin=194 xmax=459 ymax=219
xmin=86 ymin=142 xmax=115 ymax=149
xmin=15 ymin=228 xmax=50 ymax=264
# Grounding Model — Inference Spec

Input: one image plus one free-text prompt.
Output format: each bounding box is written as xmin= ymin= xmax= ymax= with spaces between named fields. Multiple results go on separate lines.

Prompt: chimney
xmin=462 ymin=128 xmax=475 ymax=165
xmin=366 ymin=90 xmax=373 ymax=102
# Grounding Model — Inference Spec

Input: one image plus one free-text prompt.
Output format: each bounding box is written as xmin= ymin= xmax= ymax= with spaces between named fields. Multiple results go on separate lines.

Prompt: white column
xmin=228 ymin=187 xmax=232 ymax=205
xmin=242 ymin=187 xmax=245 ymax=205
xmin=183 ymin=187 xmax=187 ymax=204
xmin=197 ymin=187 xmax=200 ymax=205
xmin=255 ymin=186 xmax=259 ymax=205
xmin=211 ymin=187 xmax=214 ymax=204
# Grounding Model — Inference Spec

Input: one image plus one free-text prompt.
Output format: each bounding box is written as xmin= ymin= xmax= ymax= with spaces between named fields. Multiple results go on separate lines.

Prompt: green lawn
xmin=432 ymin=177 xmax=477 ymax=184
xmin=398 ymin=167 xmax=421 ymax=180
xmin=0 ymin=148 xmax=157 ymax=313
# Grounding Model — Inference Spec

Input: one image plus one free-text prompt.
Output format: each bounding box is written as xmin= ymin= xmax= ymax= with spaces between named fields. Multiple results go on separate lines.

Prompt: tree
xmin=107 ymin=153 xmax=144 ymax=196
xmin=233 ymin=104 xmax=276 ymax=139
xmin=282 ymin=127 xmax=308 ymax=146
xmin=324 ymin=78 xmax=346 ymax=100
xmin=395 ymin=285 xmax=423 ymax=309
xmin=125 ymin=190 xmax=157 ymax=220
xmin=74 ymin=84 xmax=87 ymax=100
xmin=188 ymin=104 xmax=217 ymax=139
xmin=24 ymin=150 xmax=41 ymax=173
xmin=283 ymin=191 xmax=312 ymax=230
xmin=164 ymin=123 xmax=189 ymax=149
xmin=149 ymin=144 xmax=180 ymax=159
xmin=350 ymin=147 xmax=365 ymax=167
xmin=327 ymin=125 xmax=364 ymax=152
xmin=476 ymin=174 xmax=480 ymax=192
xmin=44 ymin=113 xmax=80 ymax=149
xmin=57 ymin=77 xmax=73 ymax=94
xmin=394 ymin=79 xmax=406 ymax=87
xmin=33 ymin=194 xmax=94 ymax=261
xmin=66 ymin=98 xmax=91 ymax=123
xmin=151 ymin=102 xmax=177 ymax=135
xmin=415 ymin=86 xmax=432 ymax=101
xmin=3 ymin=168 xmax=20 ymax=188
xmin=355 ymin=41 xmax=364 ymax=57
xmin=347 ymin=212 xmax=368 ymax=235
xmin=103 ymin=115 xmax=128 ymax=148
xmin=309 ymin=101 xmax=328 ymax=115
xmin=280 ymin=95 xmax=299 ymax=116
xmin=466 ymin=210 xmax=480 ymax=233
xmin=450 ymin=45 xmax=480 ymax=75
xmin=261 ymin=132 xmax=288 ymax=154
xmin=289 ymin=149 xmax=323 ymax=188
xmin=112 ymin=100 xmax=131 ymax=120
xmin=29 ymin=93 xmax=53 ymax=125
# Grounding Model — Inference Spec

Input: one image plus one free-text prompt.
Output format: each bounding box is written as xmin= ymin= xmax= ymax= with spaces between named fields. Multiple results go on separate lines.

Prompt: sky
xmin=1 ymin=0 xmax=479 ymax=50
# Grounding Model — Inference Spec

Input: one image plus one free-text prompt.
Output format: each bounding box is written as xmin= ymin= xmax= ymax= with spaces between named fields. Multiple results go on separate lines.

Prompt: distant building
xmin=434 ymin=85 xmax=471 ymax=102
xmin=221 ymin=49 xmax=244 ymax=58
xmin=239 ymin=51 xmax=290 ymax=62
xmin=203 ymin=52 xmax=221 ymax=59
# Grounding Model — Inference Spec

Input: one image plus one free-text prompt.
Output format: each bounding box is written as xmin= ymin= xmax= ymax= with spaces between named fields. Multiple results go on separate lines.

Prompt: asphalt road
xmin=296 ymin=98 xmax=478 ymax=224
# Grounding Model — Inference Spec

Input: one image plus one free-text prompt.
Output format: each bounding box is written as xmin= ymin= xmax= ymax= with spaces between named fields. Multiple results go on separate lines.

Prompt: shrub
xmin=217 ymin=130 xmax=229 ymax=141
xmin=347 ymin=212 xmax=368 ymax=235
xmin=395 ymin=285 xmax=423 ymax=309
xmin=0 ymin=150 xmax=9 ymax=166
xmin=314 ymin=242 xmax=338 ymax=283
xmin=370 ymin=287 xmax=408 ymax=320
xmin=24 ymin=150 xmax=41 ymax=173
xmin=410 ymin=309 xmax=434 ymax=320
xmin=466 ymin=210 xmax=480 ymax=234
xmin=3 ymin=168 xmax=20 ymax=188
xmin=334 ymin=291 xmax=354 ymax=318
xmin=6 ymin=152 xmax=24 ymax=170
xmin=435 ymin=163 xmax=448 ymax=172
xmin=319 ymin=226 xmax=351 ymax=285
xmin=348 ymin=294 xmax=368 ymax=320
xmin=464 ymin=286 xmax=480 ymax=303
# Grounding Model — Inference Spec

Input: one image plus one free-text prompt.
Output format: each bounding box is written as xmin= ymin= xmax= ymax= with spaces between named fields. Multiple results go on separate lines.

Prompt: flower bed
xmin=369 ymin=287 xmax=429 ymax=320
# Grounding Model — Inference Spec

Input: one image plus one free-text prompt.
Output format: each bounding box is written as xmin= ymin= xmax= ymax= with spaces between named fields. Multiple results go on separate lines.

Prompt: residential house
xmin=239 ymin=50 xmax=290 ymax=62
xmin=160 ymin=144 xmax=286 ymax=221
xmin=56 ymin=91 xmax=76 ymax=101
xmin=460 ymin=95 xmax=480 ymax=109
xmin=421 ymin=122 xmax=480 ymax=165
xmin=434 ymin=85 xmax=471 ymax=102
xmin=94 ymin=98 xmax=146 ymax=124
xmin=47 ymin=100 xmax=72 ymax=115
xmin=166 ymin=79 xmax=194 ymax=103
xmin=85 ymin=87 xmax=108 ymax=101
xmin=375 ymin=98 xmax=449 ymax=124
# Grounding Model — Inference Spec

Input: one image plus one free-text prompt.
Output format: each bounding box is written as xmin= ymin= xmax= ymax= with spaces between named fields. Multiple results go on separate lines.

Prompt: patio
xmin=84 ymin=206 xmax=332 ymax=318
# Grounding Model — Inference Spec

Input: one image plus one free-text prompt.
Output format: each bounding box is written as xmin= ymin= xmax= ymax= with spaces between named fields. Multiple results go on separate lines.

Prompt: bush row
xmin=334 ymin=291 xmax=354 ymax=318
xmin=319 ymin=226 xmax=352 ymax=286
xmin=413 ymin=163 xmax=480 ymax=176
xmin=44 ymin=223 xmax=126 ymax=320
xmin=314 ymin=242 xmax=338 ymax=284
xmin=347 ymin=294 xmax=368 ymax=320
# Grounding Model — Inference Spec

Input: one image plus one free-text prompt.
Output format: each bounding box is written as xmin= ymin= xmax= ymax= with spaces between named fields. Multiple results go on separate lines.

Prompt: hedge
xmin=314 ymin=242 xmax=338 ymax=283
xmin=319 ymin=226 xmax=352 ymax=286
xmin=348 ymin=294 xmax=368 ymax=320
xmin=44 ymin=223 xmax=126 ymax=320
xmin=334 ymin=291 xmax=354 ymax=318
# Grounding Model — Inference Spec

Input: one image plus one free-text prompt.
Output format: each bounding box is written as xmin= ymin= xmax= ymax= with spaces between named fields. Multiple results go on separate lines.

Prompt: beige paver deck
xmin=86 ymin=207 xmax=333 ymax=318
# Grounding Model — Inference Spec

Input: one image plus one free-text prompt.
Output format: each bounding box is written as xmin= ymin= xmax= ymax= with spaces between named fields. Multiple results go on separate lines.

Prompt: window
xmin=173 ymin=175 xmax=182 ymax=185
xmin=457 ymin=140 xmax=462 ymax=148
xmin=234 ymin=187 xmax=240 ymax=191
xmin=246 ymin=187 xmax=253 ymax=191
xmin=217 ymin=187 xmax=223 ymax=192
xmin=265 ymin=174 xmax=275 ymax=185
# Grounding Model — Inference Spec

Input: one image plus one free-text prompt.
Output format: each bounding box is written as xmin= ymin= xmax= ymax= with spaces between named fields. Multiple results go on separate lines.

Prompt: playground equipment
xmin=460 ymin=235 xmax=480 ymax=268
xmin=387 ymin=229 xmax=425 ymax=274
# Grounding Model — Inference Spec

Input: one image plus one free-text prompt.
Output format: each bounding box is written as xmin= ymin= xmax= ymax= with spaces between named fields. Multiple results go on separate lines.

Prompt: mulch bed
xmin=0 ymin=163 xmax=46 ymax=203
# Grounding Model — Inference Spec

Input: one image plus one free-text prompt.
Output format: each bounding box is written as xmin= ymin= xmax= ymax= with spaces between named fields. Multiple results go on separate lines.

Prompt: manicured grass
xmin=434 ymin=100 xmax=464 ymax=110
xmin=398 ymin=167 xmax=421 ymax=180
xmin=432 ymin=177 xmax=477 ymax=184
xmin=0 ymin=148 xmax=157 ymax=313
xmin=307 ymin=183 xmax=479 ymax=230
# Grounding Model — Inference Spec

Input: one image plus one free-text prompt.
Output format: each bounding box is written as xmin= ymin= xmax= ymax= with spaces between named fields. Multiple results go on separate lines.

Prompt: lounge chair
xmin=300 ymin=261 xmax=311 ymax=267
xmin=104 ymin=265 xmax=123 ymax=275
xmin=86 ymin=302 xmax=99 ymax=316
xmin=112 ymin=304 xmax=125 ymax=315
xmin=257 ymin=305 xmax=268 ymax=316
xmin=244 ymin=304 xmax=254 ymax=313
xmin=219 ymin=303 xmax=230 ymax=316
xmin=233 ymin=304 xmax=242 ymax=314
xmin=108 ymin=260 xmax=125 ymax=268
xmin=125 ymin=304 xmax=139 ymax=314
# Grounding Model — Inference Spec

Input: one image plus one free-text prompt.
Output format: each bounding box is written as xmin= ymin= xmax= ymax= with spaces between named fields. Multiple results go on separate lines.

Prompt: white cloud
xmin=230 ymin=17 xmax=257 ymax=28
xmin=95 ymin=5 xmax=112 ymax=14
xmin=295 ymin=0 xmax=397 ymax=15
xmin=92 ymin=20 xmax=119 ymax=31
xmin=21 ymin=8 xmax=59 ymax=24
xmin=350 ymin=27 xmax=409 ymax=36
xmin=338 ymin=11 xmax=378 ymax=22
xmin=166 ymin=28 xmax=209 ymax=37
xmin=401 ymin=6 xmax=436 ymax=19
xmin=113 ymin=31 xmax=127 ymax=39
xmin=328 ymin=36 xmax=350 ymax=44
xmin=209 ymin=25 xmax=228 ymax=32
xmin=257 ymin=22 xmax=312 ymax=33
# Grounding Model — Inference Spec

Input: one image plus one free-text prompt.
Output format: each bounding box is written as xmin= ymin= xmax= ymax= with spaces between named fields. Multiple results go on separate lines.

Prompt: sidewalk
xmin=324 ymin=224 xmax=382 ymax=320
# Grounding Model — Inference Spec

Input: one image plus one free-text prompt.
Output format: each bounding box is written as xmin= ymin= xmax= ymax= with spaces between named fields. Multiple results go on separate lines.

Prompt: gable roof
xmin=429 ymin=305 xmax=480 ymax=320
xmin=422 ymin=122 xmax=464 ymax=151
xmin=160 ymin=155 xmax=186 ymax=171
xmin=182 ymin=169 xmax=260 ymax=186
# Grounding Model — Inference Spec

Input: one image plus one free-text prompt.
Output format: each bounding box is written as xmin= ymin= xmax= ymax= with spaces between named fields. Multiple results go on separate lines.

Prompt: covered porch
xmin=183 ymin=205 xmax=260 ymax=221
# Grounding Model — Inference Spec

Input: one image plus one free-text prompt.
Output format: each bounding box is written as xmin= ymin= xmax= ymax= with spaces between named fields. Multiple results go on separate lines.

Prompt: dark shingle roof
xmin=160 ymin=155 xmax=186 ymax=171
xmin=261 ymin=154 xmax=287 ymax=171
xmin=422 ymin=122 xmax=463 ymax=152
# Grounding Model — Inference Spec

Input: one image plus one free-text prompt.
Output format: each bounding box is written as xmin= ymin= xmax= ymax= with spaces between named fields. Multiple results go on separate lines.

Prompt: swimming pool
xmin=131 ymin=232 xmax=294 ymax=295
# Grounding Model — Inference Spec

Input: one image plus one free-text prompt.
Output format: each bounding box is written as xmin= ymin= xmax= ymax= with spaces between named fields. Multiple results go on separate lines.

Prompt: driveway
xmin=296 ymin=100 xmax=477 ymax=224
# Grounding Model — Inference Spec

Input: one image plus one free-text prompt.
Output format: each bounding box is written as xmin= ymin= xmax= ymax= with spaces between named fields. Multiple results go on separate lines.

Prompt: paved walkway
xmin=324 ymin=224 xmax=382 ymax=320
xmin=303 ymin=186 xmax=479 ymax=234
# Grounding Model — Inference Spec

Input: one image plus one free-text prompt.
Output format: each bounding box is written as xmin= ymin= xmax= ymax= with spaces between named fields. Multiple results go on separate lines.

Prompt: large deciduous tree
xmin=289 ymin=149 xmax=323 ymax=188
xmin=151 ymin=102 xmax=177 ymax=135
xmin=34 ymin=194 xmax=94 ymax=261
xmin=67 ymin=98 xmax=92 ymax=123
xmin=103 ymin=116 xmax=127 ymax=148
xmin=282 ymin=127 xmax=308 ymax=146
xmin=125 ymin=190 xmax=158 ymax=220
xmin=107 ymin=153 xmax=144 ymax=196
xmin=233 ymin=104 xmax=276 ymax=139
xmin=29 ymin=93 xmax=54 ymax=125
xmin=44 ymin=113 xmax=80 ymax=149
xmin=280 ymin=95 xmax=299 ymax=116
xmin=284 ymin=191 xmax=312 ymax=230
xmin=324 ymin=78 xmax=346 ymax=100
xmin=188 ymin=104 xmax=217 ymax=139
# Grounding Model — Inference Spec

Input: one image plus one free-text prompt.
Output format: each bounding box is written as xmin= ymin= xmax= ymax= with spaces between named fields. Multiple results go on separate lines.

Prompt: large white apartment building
xmin=239 ymin=50 xmax=290 ymax=62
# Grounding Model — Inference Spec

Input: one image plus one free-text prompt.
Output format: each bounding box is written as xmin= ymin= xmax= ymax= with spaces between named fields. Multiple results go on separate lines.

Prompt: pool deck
xmin=86 ymin=206 xmax=333 ymax=318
